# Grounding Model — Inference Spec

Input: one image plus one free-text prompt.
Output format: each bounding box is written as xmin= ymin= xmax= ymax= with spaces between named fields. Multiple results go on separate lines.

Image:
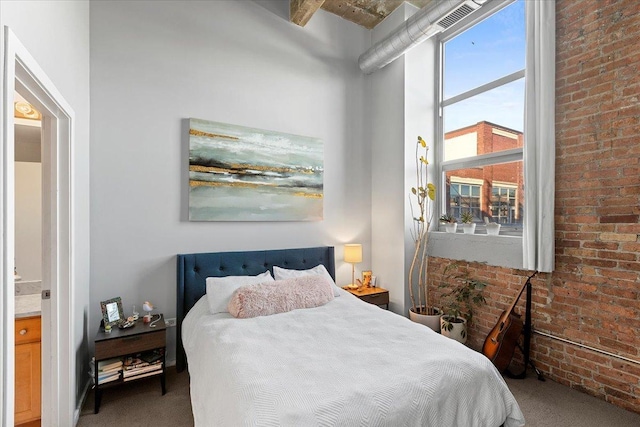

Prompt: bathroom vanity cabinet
xmin=15 ymin=315 xmax=41 ymax=425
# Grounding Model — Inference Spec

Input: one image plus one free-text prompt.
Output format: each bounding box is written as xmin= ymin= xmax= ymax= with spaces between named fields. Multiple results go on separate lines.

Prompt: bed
xmin=177 ymin=246 xmax=525 ymax=426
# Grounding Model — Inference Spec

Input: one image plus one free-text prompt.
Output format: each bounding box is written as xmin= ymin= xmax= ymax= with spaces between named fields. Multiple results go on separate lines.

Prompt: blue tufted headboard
xmin=176 ymin=246 xmax=335 ymax=372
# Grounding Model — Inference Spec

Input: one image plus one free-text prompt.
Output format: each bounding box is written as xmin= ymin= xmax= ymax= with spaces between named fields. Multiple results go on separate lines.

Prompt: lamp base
xmin=351 ymin=264 xmax=356 ymax=290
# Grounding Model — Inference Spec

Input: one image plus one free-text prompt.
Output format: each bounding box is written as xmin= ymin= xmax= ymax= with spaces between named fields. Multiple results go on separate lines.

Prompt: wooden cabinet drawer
xmin=95 ymin=330 xmax=165 ymax=360
xmin=15 ymin=316 xmax=41 ymax=345
xmin=15 ymin=341 xmax=41 ymax=424
xmin=359 ymin=292 xmax=389 ymax=306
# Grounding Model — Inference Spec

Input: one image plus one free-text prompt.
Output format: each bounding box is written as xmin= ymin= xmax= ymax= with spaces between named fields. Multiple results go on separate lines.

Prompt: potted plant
xmin=438 ymin=263 xmax=487 ymax=343
xmin=408 ymin=136 xmax=440 ymax=331
xmin=439 ymin=214 xmax=457 ymax=233
xmin=484 ymin=217 xmax=501 ymax=236
xmin=460 ymin=211 xmax=476 ymax=234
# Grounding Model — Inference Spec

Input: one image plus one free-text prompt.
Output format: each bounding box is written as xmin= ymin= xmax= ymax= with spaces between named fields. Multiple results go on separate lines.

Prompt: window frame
xmin=434 ymin=0 xmax=523 ymax=236
xmin=429 ymin=0 xmax=524 ymax=268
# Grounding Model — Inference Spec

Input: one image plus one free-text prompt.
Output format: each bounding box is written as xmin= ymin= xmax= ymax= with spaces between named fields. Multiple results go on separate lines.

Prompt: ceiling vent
xmin=437 ymin=2 xmax=478 ymax=29
xmin=358 ymin=0 xmax=485 ymax=74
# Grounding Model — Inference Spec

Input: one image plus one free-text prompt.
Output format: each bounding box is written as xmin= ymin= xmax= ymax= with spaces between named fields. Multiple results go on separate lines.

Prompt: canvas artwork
xmin=189 ymin=118 xmax=323 ymax=221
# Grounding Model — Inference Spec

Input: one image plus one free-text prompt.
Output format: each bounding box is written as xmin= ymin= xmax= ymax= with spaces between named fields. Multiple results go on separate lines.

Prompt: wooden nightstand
xmin=343 ymin=287 xmax=389 ymax=309
xmin=93 ymin=315 xmax=167 ymax=413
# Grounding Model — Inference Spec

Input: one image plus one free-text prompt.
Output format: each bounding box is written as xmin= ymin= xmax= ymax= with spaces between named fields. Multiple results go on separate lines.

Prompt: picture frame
xmin=100 ymin=297 xmax=124 ymax=327
xmin=189 ymin=118 xmax=323 ymax=221
xmin=362 ymin=270 xmax=372 ymax=287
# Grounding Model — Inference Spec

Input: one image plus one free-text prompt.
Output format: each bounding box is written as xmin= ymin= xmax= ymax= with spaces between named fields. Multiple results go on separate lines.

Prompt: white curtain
xmin=523 ymin=0 xmax=556 ymax=272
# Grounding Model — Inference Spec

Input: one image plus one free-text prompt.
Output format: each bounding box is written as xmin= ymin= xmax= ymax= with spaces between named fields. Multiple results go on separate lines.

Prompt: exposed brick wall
xmin=430 ymin=0 xmax=640 ymax=414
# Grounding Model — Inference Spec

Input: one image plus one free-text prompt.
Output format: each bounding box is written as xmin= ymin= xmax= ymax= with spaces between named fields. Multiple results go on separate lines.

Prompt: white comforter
xmin=183 ymin=289 xmax=525 ymax=427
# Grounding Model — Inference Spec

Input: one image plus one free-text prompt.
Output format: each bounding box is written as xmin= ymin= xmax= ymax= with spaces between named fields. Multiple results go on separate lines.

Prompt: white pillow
xmin=206 ymin=271 xmax=274 ymax=314
xmin=272 ymin=264 xmax=340 ymax=297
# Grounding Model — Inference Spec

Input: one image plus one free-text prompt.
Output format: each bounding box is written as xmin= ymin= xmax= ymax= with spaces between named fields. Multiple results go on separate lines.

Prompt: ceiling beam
xmin=290 ymin=0 xmax=326 ymax=27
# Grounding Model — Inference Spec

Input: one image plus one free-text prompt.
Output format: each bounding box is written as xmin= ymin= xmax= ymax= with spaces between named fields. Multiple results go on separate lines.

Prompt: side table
xmin=343 ymin=286 xmax=389 ymax=309
xmin=93 ymin=315 xmax=167 ymax=413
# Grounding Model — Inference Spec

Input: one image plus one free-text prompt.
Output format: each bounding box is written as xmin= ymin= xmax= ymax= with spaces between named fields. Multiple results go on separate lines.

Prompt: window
xmin=437 ymin=0 xmax=525 ymax=234
xmin=448 ymin=180 xmax=481 ymax=220
xmin=491 ymin=184 xmax=519 ymax=224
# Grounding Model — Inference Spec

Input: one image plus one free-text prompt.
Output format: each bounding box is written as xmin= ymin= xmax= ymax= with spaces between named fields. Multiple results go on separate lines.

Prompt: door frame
xmin=1 ymin=26 xmax=75 ymax=426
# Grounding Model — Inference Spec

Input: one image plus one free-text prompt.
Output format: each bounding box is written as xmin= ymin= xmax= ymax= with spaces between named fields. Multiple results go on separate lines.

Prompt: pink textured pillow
xmin=228 ymin=276 xmax=334 ymax=318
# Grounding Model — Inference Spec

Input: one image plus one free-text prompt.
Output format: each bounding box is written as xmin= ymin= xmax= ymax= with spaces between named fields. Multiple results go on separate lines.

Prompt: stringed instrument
xmin=482 ymin=271 xmax=537 ymax=372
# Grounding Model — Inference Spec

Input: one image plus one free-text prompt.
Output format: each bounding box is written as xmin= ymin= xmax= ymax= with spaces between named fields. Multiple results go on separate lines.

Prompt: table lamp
xmin=344 ymin=244 xmax=363 ymax=288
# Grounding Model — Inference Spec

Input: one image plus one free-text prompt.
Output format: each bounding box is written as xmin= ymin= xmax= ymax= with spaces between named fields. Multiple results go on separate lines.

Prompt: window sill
xmin=428 ymin=231 xmax=523 ymax=269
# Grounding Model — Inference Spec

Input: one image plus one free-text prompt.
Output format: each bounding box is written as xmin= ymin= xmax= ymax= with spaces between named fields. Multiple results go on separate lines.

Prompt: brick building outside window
xmin=444 ymin=121 xmax=524 ymax=226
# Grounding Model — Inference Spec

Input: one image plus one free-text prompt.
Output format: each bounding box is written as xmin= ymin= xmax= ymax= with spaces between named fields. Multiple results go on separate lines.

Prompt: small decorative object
xmin=362 ymin=270 xmax=372 ymax=287
xmin=439 ymin=214 xmax=458 ymax=233
xmin=142 ymin=301 xmax=154 ymax=323
xmin=100 ymin=297 xmax=124 ymax=328
xmin=486 ymin=223 xmax=501 ymax=235
xmin=149 ymin=313 xmax=163 ymax=328
xmin=344 ymin=244 xmax=363 ymax=289
xmin=371 ymin=275 xmax=377 ymax=287
xmin=461 ymin=211 xmax=476 ymax=234
xmin=132 ymin=305 xmax=140 ymax=321
xmin=118 ymin=318 xmax=136 ymax=329
xmin=104 ymin=324 xmax=112 ymax=334
xmin=484 ymin=217 xmax=501 ymax=236
xmin=438 ymin=263 xmax=487 ymax=344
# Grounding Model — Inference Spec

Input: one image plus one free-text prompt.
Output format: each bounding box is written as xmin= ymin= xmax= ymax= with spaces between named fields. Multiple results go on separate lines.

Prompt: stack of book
xmin=122 ymin=351 xmax=163 ymax=382
xmin=97 ymin=358 xmax=123 ymax=385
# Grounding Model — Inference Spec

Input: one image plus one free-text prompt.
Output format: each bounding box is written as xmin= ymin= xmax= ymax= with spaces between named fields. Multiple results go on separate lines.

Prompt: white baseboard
xmin=74 ymin=380 xmax=91 ymax=426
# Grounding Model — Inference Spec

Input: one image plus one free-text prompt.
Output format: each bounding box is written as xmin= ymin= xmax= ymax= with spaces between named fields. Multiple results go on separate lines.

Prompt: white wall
xmin=90 ymin=0 xmax=370 ymax=362
xmin=15 ymin=162 xmax=42 ymax=282
xmin=404 ymin=7 xmax=437 ymax=313
xmin=370 ymin=4 xmax=435 ymax=316
xmin=445 ymin=132 xmax=478 ymax=160
xmin=369 ymin=6 xmax=408 ymax=314
xmin=0 ymin=0 xmax=91 ymax=416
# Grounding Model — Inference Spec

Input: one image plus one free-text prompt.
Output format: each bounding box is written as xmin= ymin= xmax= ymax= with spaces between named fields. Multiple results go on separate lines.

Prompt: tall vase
xmin=409 ymin=306 xmax=442 ymax=332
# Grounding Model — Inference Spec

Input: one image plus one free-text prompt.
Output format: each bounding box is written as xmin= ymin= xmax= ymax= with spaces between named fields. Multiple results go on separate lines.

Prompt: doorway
xmin=14 ymin=90 xmax=43 ymax=426
xmin=2 ymin=27 xmax=75 ymax=426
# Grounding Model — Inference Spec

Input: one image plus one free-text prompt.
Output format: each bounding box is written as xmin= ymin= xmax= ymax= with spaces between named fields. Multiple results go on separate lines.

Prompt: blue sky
xmin=443 ymin=0 xmax=525 ymax=132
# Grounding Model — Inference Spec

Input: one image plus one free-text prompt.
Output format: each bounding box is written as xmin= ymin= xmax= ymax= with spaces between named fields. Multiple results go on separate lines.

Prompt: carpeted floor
xmin=78 ymin=366 xmax=640 ymax=426
xmin=78 ymin=367 xmax=193 ymax=427
xmin=504 ymin=375 xmax=640 ymax=427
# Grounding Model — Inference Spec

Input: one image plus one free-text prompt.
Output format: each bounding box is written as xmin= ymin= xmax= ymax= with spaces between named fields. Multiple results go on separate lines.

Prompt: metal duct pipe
xmin=358 ymin=0 xmax=487 ymax=74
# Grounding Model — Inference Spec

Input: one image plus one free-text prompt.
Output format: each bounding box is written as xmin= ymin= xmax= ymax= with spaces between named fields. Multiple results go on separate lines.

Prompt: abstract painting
xmin=189 ymin=118 xmax=323 ymax=221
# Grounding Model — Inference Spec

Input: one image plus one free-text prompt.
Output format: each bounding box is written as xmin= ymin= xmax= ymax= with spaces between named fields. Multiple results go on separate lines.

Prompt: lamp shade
xmin=344 ymin=244 xmax=363 ymax=263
